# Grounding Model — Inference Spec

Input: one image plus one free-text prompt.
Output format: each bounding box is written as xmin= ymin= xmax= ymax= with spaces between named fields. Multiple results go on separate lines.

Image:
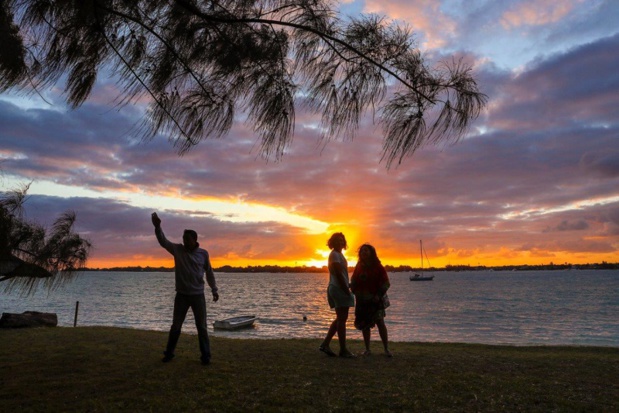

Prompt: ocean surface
xmin=1 ymin=270 xmax=618 ymax=347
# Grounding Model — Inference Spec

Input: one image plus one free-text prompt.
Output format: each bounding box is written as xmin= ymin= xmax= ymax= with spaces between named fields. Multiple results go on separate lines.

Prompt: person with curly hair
xmin=350 ymin=243 xmax=392 ymax=357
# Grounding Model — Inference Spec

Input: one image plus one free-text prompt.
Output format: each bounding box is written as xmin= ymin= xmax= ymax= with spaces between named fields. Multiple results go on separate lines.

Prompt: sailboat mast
xmin=420 ymin=240 xmax=423 ymax=273
xmin=409 ymin=239 xmax=435 ymax=281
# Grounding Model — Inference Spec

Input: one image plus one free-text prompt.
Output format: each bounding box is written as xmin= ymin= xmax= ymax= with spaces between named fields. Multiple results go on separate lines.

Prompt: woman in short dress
xmin=319 ymin=232 xmax=356 ymax=358
xmin=350 ymin=243 xmax=392 ymax=357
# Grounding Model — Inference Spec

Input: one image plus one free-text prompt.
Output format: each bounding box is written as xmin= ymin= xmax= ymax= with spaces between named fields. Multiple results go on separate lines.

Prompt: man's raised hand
xmin=151 ymin=212 xmax=161 ymax=228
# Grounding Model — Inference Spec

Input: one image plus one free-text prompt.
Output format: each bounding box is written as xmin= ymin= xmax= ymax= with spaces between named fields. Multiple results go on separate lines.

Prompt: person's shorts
xmin=327 ymin=284 xmax=355 ymax=309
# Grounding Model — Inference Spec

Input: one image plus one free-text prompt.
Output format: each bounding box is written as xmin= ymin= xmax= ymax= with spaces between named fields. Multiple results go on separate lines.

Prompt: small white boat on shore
xmin=213 ymin=315 xmax=257 ymax=330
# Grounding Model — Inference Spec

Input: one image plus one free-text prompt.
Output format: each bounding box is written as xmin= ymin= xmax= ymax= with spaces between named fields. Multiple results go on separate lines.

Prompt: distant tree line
xmin=83 ymin=262 xmax=619 ymax=273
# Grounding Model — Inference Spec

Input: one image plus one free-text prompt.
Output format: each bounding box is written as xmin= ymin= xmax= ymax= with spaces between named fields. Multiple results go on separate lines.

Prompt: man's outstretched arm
xmin=151 ymin=212 xmax=174 ymax=253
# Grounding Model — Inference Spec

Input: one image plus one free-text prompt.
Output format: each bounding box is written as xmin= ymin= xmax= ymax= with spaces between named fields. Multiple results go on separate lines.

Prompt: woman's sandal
xmin=361 ymin=350 xmax=372 ymax=357
xmin=319 ymin=345 xmax=337 ymax=357
xmin=339 ymin=349 xmax=357 ymax=358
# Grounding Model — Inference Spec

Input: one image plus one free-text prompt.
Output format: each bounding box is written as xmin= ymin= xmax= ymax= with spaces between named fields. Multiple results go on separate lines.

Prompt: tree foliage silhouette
xmin=0 ymin=185 xmax=92 ymax=295
xmin=1 ymin=0 xmax=487 ymax=167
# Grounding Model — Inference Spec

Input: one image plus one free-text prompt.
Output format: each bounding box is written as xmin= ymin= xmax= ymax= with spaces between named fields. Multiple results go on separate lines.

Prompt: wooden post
xmin=73 ymin=301 xmax=79 ymax=327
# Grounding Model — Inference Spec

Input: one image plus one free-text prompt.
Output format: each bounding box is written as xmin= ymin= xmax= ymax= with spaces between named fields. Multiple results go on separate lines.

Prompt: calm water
xmin=1 ymin=270 xmax=618 ymax=346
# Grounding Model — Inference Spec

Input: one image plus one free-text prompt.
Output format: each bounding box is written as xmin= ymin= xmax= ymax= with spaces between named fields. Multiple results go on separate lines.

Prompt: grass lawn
xmin=1 ymin=327 xmax=617 ymax=412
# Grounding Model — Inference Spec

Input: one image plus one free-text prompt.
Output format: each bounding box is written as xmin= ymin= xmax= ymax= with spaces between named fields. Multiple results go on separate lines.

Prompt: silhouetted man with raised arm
xmin=151 ymin=212 xmax=219 ymax=365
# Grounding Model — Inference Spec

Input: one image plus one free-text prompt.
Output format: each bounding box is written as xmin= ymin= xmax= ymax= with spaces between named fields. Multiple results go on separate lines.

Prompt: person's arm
xmin=350 ymin=264 xmax=361 ymax=294
xmin=378 ymin=264 xmax=390 ymax=296
xmin=204 ymin=252 xmax=219 ymax=302
xmin=331 ymin=260 xmax=352 ymax=296
xmin=151 ymin=212 xmax=174 ymax=254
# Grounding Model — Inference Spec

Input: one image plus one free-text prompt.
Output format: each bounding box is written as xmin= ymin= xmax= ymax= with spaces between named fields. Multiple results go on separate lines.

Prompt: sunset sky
xmin=1 ymin=0 xmax=618 ymax=269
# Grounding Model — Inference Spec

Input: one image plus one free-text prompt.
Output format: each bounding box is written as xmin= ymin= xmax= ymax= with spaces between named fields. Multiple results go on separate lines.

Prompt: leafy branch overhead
xmin=1 ymin=0 xmax=487 ymax=166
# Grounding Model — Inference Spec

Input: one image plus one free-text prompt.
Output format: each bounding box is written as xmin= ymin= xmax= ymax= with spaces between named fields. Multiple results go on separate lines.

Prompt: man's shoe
xmin=162 ymin=352 xmax=174 ymax=362
xmin=201 ymin=357 xmax=211 ymax=365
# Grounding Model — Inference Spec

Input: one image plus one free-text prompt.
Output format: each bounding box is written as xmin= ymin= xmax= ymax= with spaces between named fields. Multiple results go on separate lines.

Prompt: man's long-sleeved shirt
xmin=155 ymin=227 xmax=218 ymax=295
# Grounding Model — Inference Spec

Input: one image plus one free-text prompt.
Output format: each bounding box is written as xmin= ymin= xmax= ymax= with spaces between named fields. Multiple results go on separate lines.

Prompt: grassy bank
xmin=1 ymin=327 xmax=617 ymax=412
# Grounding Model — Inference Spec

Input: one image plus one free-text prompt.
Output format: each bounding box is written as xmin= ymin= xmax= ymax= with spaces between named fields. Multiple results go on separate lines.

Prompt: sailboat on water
xmin=409 ymin=240 xmax=434 ymax=281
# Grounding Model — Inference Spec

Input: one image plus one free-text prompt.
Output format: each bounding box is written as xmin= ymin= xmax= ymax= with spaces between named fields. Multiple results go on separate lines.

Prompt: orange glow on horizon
xmin=85 ymin=246 xmax=618 ymax=270
xmin=84 ymin=209 xmax=618 ymax=270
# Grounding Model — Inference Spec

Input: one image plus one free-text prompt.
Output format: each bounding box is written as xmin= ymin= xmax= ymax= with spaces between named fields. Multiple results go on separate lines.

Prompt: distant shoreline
xmin=82 ymin=262 xmax=619 ymax=273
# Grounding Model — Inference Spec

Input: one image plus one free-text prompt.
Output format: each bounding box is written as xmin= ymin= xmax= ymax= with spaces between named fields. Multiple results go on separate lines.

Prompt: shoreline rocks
xmin=0 ymin=311 xmax=58 ymax=328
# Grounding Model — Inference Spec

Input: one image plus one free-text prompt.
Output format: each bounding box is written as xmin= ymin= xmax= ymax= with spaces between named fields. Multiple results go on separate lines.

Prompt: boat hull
xmin=409 ymin=274 xmax=434 ymax=281
xmin=213 ymin=315 xmax=257 ymax=330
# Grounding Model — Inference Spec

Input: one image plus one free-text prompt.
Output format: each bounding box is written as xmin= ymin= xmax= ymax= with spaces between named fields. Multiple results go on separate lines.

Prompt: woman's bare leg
xmin=335 ymin=307 xmax=350 ymax=353
xmin=376 ymin=319 xmax=391 ymax=356
xmin=322 ymin=318 xmax=337 ymax=347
